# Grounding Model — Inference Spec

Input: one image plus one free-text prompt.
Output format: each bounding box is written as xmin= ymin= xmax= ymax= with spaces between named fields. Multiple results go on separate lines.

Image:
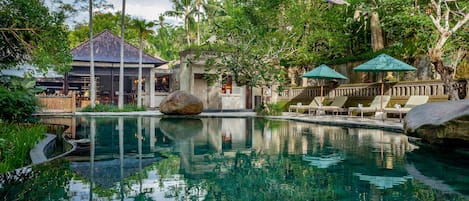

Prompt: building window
xmin=222 ymin=75 xmax=232 ymax=94
xmin=156 ymin=75 xmax=170 ymax=92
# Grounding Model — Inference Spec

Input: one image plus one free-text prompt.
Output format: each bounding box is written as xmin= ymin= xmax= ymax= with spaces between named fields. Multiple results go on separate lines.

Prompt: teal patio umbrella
xmin=353 ymin=53 xmax=416 ymax=111
xmin=302 ymin=64 xmax=348 ymax=103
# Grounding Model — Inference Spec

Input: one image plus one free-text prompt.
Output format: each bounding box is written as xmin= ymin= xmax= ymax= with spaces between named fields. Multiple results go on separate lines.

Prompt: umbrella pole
xmin=320 ymin=80 xmax=324 ymax=104
xmin=380 ymin=73 xmax=384 ymax=112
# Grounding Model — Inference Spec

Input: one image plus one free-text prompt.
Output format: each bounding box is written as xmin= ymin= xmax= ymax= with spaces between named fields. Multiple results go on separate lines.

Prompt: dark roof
xmin=71 ymin=30 xmax=166 ymax=66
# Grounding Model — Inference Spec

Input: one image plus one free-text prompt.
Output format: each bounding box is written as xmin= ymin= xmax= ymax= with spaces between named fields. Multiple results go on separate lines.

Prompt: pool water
xmin=1 ymin=116 xmax=468 ymax=201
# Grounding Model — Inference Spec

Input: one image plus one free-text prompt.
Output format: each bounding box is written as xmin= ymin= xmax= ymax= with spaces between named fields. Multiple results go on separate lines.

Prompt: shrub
xmin=255 ymin=102 xmax=284 ymax=116
xmin=0 ymin=85 xmax=38 ymax=123
xmin=0 ymin=123 xmax=46 ymax=173
xmin=81 ymin=104 xmax=146 ymax=112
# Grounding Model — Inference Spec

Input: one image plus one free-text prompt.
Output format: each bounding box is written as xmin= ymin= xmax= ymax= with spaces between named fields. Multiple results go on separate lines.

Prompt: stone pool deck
xmin=65 ymin=110 xmax=404 ymax=132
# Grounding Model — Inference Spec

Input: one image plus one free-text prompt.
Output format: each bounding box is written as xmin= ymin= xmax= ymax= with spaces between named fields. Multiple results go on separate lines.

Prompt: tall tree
xmin=131 ymin=18 xmax=155 ymax=107
xmin=165 ymin=0 xmax=198 ymax=46
xmin=195 ymin=0 xmax=204 ymax=45
xmin=0 ymin=0 xmax=72 ymax=73
xmin=147 ymin=15 xmax=185 ymax=61
xmin=118 ymin=0 xmax=126 ymax=109
xmin=426 ymin=0 xmax=468 ymax=100
xmin=369 ymin=0 xmax=384 ymax=52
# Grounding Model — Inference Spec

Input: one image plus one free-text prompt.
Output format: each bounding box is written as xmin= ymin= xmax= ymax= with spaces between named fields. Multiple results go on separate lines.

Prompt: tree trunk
xmin=433 ymin=58 xmax=460 ymax=100
xmin=370 ymin=0 xmax=384 ymax=52
xmin=370 ymin=12 xmax=384 ymax=51
xmin=118 ymin=0 xmax=126 ymax=109
xmin=196 ymin=4 xmax=201 ymax=46
xmin=89 ymin=0 xmax=96 ymax=108
xmin=137 ymin=33 xmax=143 ymax=107
xmin=185 ymin=17 xmax=191 ymax=45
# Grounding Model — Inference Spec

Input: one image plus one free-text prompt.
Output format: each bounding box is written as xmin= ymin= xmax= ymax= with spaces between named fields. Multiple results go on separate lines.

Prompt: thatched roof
xmin=71 ymin=30 xmax=166 ymax=66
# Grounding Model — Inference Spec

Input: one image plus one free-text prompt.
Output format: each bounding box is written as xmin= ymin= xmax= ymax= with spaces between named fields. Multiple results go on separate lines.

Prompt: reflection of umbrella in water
xmin=353 ymin=172 xmax=412 ymax=189
xmin=302 ymin=153 xmax=345 ymax=169
xmin=160 ymin=118 xmax=203 ymax=141
xmin=302 ymin=64 xmax=348 ymax=103
xmin=353 ymin=54 xmax=416 ymax=112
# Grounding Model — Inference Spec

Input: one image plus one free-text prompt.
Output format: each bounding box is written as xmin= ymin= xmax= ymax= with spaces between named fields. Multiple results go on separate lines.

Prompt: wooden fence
xmin=279 ymin=80 xmax=468 ymax=100
xmin=37 ymin=93 xmax=76 ymax=113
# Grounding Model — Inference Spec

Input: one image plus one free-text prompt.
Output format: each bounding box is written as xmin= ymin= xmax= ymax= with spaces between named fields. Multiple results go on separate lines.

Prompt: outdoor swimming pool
xmin=1 ymin=116 xmax=468 ymax=200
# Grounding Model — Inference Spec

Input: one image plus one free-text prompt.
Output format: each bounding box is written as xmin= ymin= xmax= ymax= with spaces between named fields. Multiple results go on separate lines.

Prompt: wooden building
xmin=64 ymin=30 xmax=169 ymax=107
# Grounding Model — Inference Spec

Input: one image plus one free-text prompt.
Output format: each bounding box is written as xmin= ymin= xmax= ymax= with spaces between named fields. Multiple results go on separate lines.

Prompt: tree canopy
xmin=0 ymin=0 xmax=72 ymax=73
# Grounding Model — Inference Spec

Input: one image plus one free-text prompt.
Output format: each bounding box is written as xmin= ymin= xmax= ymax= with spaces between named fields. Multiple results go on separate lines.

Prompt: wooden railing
xmin=278 ymin=80 xmax=466 ymax=100
xmin=37 ymin=93 xmax=76 ymax=113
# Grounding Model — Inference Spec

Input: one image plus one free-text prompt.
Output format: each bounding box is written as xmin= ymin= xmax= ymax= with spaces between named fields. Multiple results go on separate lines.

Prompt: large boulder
xmin=159 ymin=90 xmax=203 ymax=115
xmin=404 ymin=99 xmax=469 ymax=146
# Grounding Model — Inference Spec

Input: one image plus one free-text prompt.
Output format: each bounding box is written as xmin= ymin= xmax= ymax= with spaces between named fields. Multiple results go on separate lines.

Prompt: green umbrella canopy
xmin=353 ymin=53 xmax=416 ymax=72
xmin=302 ymin=64 xmax=348 ymax=80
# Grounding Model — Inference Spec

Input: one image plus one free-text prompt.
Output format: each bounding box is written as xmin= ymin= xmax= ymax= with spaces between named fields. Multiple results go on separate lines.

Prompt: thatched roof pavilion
xmin=71 ymin=30 xmax=165 ymax=65
xmin=64 ymin=30 xmax=169 ymax=107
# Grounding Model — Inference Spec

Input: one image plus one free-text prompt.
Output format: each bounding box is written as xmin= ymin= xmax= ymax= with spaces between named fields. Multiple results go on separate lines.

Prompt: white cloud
xmin=109 ymin=0 xmax=173 ymax=21
xmin=46 ymin=0 xmax=181 ymax=27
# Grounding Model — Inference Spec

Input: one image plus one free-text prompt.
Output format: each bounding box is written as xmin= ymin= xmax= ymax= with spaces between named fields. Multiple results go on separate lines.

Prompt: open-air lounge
xmin=36 ymin=30 xmax=170 ymax=108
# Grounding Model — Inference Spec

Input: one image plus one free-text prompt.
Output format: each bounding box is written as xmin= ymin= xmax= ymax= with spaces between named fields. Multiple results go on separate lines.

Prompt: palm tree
xmin=165 ymin=0 xmax=198 ymax=46
xmin=131 ymin=18 xmax=155 ymax=107
xmin=89 ymin=0 xmax=96 ymax=108
xmin=195 ymin=0 xmax=204 ymax=45
xmin=118 ymin=0 xmax=126 ymax=109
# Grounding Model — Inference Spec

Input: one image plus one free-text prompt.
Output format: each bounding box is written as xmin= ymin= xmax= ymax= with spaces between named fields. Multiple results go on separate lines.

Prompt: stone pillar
xmin=271 ymin=84 xmax=279 ymax=103
xmin=150 ymin=68 xmax=156 ymax=108
xmin=179 ymin=59 xmax=192 ymax=93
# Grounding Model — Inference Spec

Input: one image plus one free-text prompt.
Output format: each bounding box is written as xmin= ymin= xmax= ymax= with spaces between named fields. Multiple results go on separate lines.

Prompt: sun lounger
xmin=384 ymin=95 xmax=429 ymax=121
xmin=289 ymin=97 xmax=322 ymax=114
xmin=309 ymin=96 xmax=348 ymax=115
xmin=348 ymin=95 xmax=391 ymax=116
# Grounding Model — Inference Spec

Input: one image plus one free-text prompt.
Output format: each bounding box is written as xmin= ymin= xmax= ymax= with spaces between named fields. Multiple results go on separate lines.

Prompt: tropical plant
xmin=0 ymin=77 xmax=41 ymax=123
xmin=147 ymin=15 xmax=186 ymax=61
xmin=165 ymin=0 xmax=201 ymax=46
xmin=130 ymin=18 xmax=155 ymax=107
xmin=0 ymin=123 xmax=46 ymax=173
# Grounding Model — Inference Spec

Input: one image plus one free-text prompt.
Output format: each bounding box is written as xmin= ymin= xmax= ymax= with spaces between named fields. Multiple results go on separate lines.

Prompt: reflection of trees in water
xmin=406 ymin=147 xmax=469 ymax=197
xmin=291 ymin=121 xmax=417 ymax=171
xmin=0 ymin=159 xmax=73 ymax=201
xmin=178 ymin=150 xmax=466 ymax=201
xmin=200 ymin=152 xmax=340 ymax=201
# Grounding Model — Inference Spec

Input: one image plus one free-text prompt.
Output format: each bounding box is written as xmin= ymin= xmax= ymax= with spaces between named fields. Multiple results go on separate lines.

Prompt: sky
xmin=107 ymin=0 xmax=175 ymax=22
xmin=46 ymin=0 xmax=179 ymax=27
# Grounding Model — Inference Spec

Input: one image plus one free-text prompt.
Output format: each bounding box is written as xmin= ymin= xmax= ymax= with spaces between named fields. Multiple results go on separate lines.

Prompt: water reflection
xmin=1 ymin=116 xmax=467 ymax=201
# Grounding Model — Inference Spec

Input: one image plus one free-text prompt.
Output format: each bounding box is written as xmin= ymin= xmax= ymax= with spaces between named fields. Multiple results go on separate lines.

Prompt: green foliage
xmin=0 ymin=77 xmax=41 ymax=123
xmin=0 ymin=123 xmax=46 ymax=173
xmin=0 ymin=0 xmax=72 ymax=73
xmin=255 ymin=102 xmax=283 ymax=116
xmin=147 ymin=20 xmax=186 ymax=61
xmin=80 ymin=104 xmax=146 ymax=112
xmin=69 ymin=12 xmax=140 ymax=48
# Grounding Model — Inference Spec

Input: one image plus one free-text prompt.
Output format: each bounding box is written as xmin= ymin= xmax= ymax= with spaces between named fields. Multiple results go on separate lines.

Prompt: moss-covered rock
xmin=404 ymin=99 xmax=469 ymax=147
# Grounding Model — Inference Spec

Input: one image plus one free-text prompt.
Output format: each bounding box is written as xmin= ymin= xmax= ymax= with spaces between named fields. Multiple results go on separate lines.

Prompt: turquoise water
xmin=1 ymin=116 xmax=468 ymax=201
